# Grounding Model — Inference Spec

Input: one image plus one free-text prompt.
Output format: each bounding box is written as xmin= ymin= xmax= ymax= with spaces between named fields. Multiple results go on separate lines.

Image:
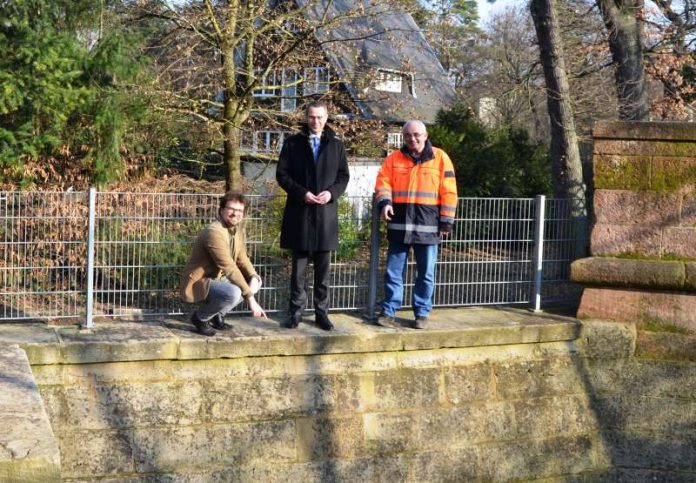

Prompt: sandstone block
xmin=593 ymin=394 xmax=696 ymax=434
xmin=513 ymin=395 xmax=597 ymax=439
xmin=407 ymin=447 xmax=480 ymax=482
xmin=577 ymin=319 xmax=636 ymax=359
xmin=593 ymin=190 xmax=679 ymax=225
xmin=58 ymin=429 xmax=133 ymax=479
xmin=478 ymin=434 xmax=597 ymax=481
xmin=590 ymin=223 xmax=662 ymax=257
xmin=604 ymin=431 xmax=696 ymax=472
xmin=577 ymin=288 xmax=696 ymax=331
xmin=369 ymin=367 xmax=442 ymax=411
xmin=0 ymin=323 xmax=61 ymax=365
xmin=651 ymin=157 xmax=696 ymax=192
xmin=443 ymin=362 xmax=494 ymax=404
xmin=680 ymin=187 xmax=696 ymax=225
xmin=593 ymin=155 xmax=651 ymax=190
xmin=663 ymin=227 xmax=696 ymax=259
xmin=593 ymin=121 xmax=696 ymax=141
xmin=131 ymin=421 xmax=296 ymax=473
xmin=296 ymin=415 xmax=365 ymax=461
xmin=636 ymin=331 xmax=696 ymax=362
xmin=594 ymin=139 xmax=696 ymax=157
xmin=493 ymin=356 xmax=585 ymax=399
xmin=571 ymin=257 xmax=686 ymax=290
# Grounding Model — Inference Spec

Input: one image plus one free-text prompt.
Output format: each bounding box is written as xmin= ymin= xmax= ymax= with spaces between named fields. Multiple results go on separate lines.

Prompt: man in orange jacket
xmin=374 ymin=120 xmax=457 ymax=329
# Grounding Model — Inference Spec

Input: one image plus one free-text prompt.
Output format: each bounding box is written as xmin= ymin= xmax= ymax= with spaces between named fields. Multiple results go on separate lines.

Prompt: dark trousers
xmin=289 ymin=250 xmax=330 ymax=316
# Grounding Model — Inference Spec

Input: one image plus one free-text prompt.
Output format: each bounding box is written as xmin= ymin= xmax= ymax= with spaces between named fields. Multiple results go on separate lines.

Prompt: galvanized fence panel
xmin=1 ymin=191 xmax=89 ymax=321
xmin=0 ymin=191 xmax=582 ymax=323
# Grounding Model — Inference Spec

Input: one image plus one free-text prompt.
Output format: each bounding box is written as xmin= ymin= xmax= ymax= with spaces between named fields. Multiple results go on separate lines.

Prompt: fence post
xmin=531 ymin=194 xmax=546 ymax=312
xmin=84 ymin=187 xmax=97 ymax=328
xmin=366 ymin=196 xmax=381 ymax=321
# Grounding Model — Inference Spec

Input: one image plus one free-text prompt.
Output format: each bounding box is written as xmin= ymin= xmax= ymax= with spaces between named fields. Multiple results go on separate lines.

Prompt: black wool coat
xmin=276 ymin=125 xmax=350 ymax=252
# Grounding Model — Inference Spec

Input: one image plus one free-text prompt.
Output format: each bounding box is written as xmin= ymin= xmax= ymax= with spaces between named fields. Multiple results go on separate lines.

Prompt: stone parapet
xmin=0 ymin=345 xmax=61 ymax=482
xmin=571 ymin=257 xmax=693 ymax=291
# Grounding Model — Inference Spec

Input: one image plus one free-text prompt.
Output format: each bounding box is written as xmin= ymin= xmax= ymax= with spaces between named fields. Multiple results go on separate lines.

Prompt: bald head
xmin=402 ymin=120 xmax=428 ymax=156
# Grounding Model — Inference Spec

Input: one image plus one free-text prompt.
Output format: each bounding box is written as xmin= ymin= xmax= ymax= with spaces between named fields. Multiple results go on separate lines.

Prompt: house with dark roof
xmin=240 ymin=0 xmax=455 ymax=156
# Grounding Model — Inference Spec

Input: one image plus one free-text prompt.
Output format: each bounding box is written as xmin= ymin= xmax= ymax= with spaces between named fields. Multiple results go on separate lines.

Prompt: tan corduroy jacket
xmin=179 ymin=220 xmax=258 ymax=303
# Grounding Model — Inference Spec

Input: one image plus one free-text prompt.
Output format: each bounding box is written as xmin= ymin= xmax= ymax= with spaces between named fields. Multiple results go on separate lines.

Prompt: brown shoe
xmin=414 ymin=316 xmax=428 ymax=329
xmin=376 ymin=313 xmax=397 ymax=327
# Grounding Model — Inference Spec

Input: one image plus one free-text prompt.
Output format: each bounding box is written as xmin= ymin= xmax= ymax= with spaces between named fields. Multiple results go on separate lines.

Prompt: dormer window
xmin=374 ymin=69 xmax=416 ymax=97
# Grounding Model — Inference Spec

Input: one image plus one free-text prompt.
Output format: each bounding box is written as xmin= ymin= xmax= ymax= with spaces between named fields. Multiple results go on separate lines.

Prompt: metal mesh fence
xmin=0 ymin=191 xmax=582 ymax=323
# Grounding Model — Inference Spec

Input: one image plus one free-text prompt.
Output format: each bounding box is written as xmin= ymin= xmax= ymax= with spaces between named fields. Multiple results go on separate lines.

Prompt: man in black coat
xmin=276 ymin=101 xmax=350 ymax=331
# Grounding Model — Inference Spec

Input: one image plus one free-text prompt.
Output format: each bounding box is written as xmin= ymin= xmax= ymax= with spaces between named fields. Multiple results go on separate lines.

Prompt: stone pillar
xmin=571 ymin=121 xmax=696 ymax=330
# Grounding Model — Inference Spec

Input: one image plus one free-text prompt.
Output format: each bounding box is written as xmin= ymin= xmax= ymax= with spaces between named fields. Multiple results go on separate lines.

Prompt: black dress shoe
xmin=191 ymin=312 xmax=216 ymax=336
xmin=315 ymin=313 xmax=334 ymax=331
xmin=210 ymin=314 xmax=233 ymax=331
xmin=282 ymin=313 xmax=301 ymax=329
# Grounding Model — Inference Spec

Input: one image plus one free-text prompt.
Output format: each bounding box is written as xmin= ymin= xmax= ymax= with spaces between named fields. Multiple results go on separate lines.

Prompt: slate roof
xmin=299 ymin=0 xmax=456 ymax=124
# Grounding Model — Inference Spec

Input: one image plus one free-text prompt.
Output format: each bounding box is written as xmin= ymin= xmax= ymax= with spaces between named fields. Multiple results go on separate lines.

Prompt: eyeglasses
xmin=224 ymin=207 xmax=245 ymax=214
xmin=404 ymin=133 xmax=425 ymax=139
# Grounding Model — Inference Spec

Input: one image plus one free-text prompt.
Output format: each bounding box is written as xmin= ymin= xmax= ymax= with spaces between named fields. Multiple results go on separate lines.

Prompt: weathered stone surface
xmin=577 ymin=319 xmax=636 ymax=359
xmin=663 ymin=226 xmax=696 ymax=259
xmin=58 ymin=429 xmax=133 ymax=479
xmin=443 ymin=362 xmax=494 ymax=403
xmin=593 ymin=155 xmax=651 ymax=191
xmin=636 ymin=331 xmax=696 ymax=362
xmin=681 ymin=186 xmax=696 ymax=225
xmin=594 ymin=139 xmax=696 ymax=158
xmin=571 ymin=257 xmax=687 ymax=290
xmin=0 ymin=324 xmax=60 ymax=364
xmin=686 ymin=263 xmax=696 ymax=290
xmin=593 ymin=190 xmax=680 ymax=226
xmin=406 ymin=447 xmax=480 ymax=481
xmin=590 ymin=223 xmax=662 ymax=257
xmin=369 ymin=367 xmax=442 ymax=410
xmin=0 ymin=344 xmax=61 ymax=483
xmin=131 ymin=421 xmax=296 ymax=473
xmin=577 ymin=288 xmax=696 ymax=331
xmin=593 ymin=121 xmax=696 ymax=141
xmin=651 ymin=157 xmax=696 ymax=192
xmin=296 ymin=415 xmax=365 ymax=461
xmin=57 ymin=322 xmax=178 ymax=364
xmin=593 ymin=394 xmax=696 ymax=434
xmin=478 ymin=435 xmax=598 ymax=481
xmin=513 ymin=395 xmax=598 ymax=439
xmin=494 ymin=356 xmax=585 ymax=399
xmin=604 ymin=431 xmax=696 ymax=472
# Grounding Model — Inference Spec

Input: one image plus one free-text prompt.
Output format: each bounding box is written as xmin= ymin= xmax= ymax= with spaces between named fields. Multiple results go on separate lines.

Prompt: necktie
xmin=312 ymin=137 xmax=319 ymax=161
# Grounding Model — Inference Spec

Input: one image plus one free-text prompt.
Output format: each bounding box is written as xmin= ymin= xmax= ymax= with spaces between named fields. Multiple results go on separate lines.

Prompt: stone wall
xmin=1 ymin=310 xmax=693 ymax=481
xmin=572 ymin=121 xmax=696 ymax=329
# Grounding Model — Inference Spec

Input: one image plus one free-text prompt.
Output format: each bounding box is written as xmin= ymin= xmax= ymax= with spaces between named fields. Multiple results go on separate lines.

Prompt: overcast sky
xmin=477 ymin=0 xmax=525 ymax=26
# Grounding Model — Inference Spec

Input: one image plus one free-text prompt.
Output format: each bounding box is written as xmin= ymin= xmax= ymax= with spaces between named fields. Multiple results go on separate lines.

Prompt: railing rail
xmin=0 ymin=191 xmax=582 ymax=325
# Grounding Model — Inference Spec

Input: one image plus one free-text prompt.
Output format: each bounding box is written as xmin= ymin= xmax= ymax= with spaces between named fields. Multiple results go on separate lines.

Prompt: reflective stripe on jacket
xmin=374 ymin=142 xmax=457 ymax=244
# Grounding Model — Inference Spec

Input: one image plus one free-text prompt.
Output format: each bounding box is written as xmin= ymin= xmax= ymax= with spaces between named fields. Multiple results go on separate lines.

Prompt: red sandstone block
xmin=593 ymin=155 xmax=651 ymax=190
xmin=590 ymin=223 xmax=662 ymax=257
xmin=593 ymin=190 xmax=680 ymax=225
xmin=663 ymin=227 xmax=696 ymax=259
xmin=651 ymin=158 xmax=696 ymax=191
xmin=680 ymin=186 xmax=696 ymax=226
xmin=577 ymin=287 xmax=696 ymax=332
xmin=593 ymin=121 xmax=696 ymax=141
xmin=594 ymin=139 xmax=696 ymax=157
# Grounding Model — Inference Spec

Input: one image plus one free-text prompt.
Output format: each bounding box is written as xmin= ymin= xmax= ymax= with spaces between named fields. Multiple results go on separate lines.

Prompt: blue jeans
xmin=196 ymin=280 xmax=243 ymax=321
xmin=382 ymin=241 xmax=437 ymax=318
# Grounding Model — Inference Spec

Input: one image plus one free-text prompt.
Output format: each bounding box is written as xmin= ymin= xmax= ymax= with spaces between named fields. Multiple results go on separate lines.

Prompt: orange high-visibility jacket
xmin=374 ymin=143 xmax=457 ymax=244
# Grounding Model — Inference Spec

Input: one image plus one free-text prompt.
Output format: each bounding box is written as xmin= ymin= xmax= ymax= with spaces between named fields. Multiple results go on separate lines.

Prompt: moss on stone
xmin=594 ymin=156 xmax=650 ymax=190
xmin=637 ymin=315 xmax=694 ymax=335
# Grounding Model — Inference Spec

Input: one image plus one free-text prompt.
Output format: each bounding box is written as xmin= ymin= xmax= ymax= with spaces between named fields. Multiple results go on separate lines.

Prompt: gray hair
xmin=402 ymin=120 xmax=427 ymax=134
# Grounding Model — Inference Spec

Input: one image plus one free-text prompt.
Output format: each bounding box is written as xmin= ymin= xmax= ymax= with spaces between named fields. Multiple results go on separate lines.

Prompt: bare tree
xmin=530 ymin=0 xmax=587 ymax=254
xmin=132 ymin=0 xmax=403 ymax=190
xmin=597 ymin=0 xmax=650 ymax=120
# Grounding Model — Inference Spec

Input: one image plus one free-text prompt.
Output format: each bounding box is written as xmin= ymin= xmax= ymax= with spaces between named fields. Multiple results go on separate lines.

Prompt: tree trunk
xmin=598 ymin=0 xmax=649 ymax=120
xmin=530 ymin=0 xmax=588 ymax=257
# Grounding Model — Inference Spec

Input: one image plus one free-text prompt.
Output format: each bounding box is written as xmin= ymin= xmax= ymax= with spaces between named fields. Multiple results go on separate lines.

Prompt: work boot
xmin=414 ymin=315 xmax=428 ymax=329
xmin=191 ymin=312 xmax=216 ymax=336
xmin=375 ymin=313 xmax=397 ymax=327
xmin=282 ymin=313 xmax=301 ymax=329
xmin=316 ymin=313 xmax=334 ymax=331
xmin=210 ymin=314 xmax=233 ymax=331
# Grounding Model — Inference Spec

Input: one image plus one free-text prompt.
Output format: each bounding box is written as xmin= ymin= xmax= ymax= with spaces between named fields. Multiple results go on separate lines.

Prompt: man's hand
xmin=304 ymin=191 xmax=320 ymax=204
xmin=381 ymin=204 xmax=394 ymax=221
xmin=247 ymin=296 xmax=267 ymax=319
xmin=249 ymin=275 xmax=262 ymax=295
xmin=316 ymin=191 xmax=332 ymax=205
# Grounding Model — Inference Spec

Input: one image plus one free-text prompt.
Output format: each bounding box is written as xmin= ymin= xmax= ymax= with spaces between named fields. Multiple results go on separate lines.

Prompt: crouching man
xmin=180 ymin=191 xmax=267 ymax=336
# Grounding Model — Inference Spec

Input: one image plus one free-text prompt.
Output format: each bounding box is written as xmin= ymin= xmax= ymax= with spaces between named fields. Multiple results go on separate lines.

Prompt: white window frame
xmin=375 ymin=69 xmax=417 ymax=97
xmin=303 ymin=67 xmax=330 ymax=96
xmin=281 ymin=69 xmax=298 ymax=113
xmin=387 ymin=132 xmax=403 ymax=149
xmin=253 ymin=69 xmax=279 ymax=98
